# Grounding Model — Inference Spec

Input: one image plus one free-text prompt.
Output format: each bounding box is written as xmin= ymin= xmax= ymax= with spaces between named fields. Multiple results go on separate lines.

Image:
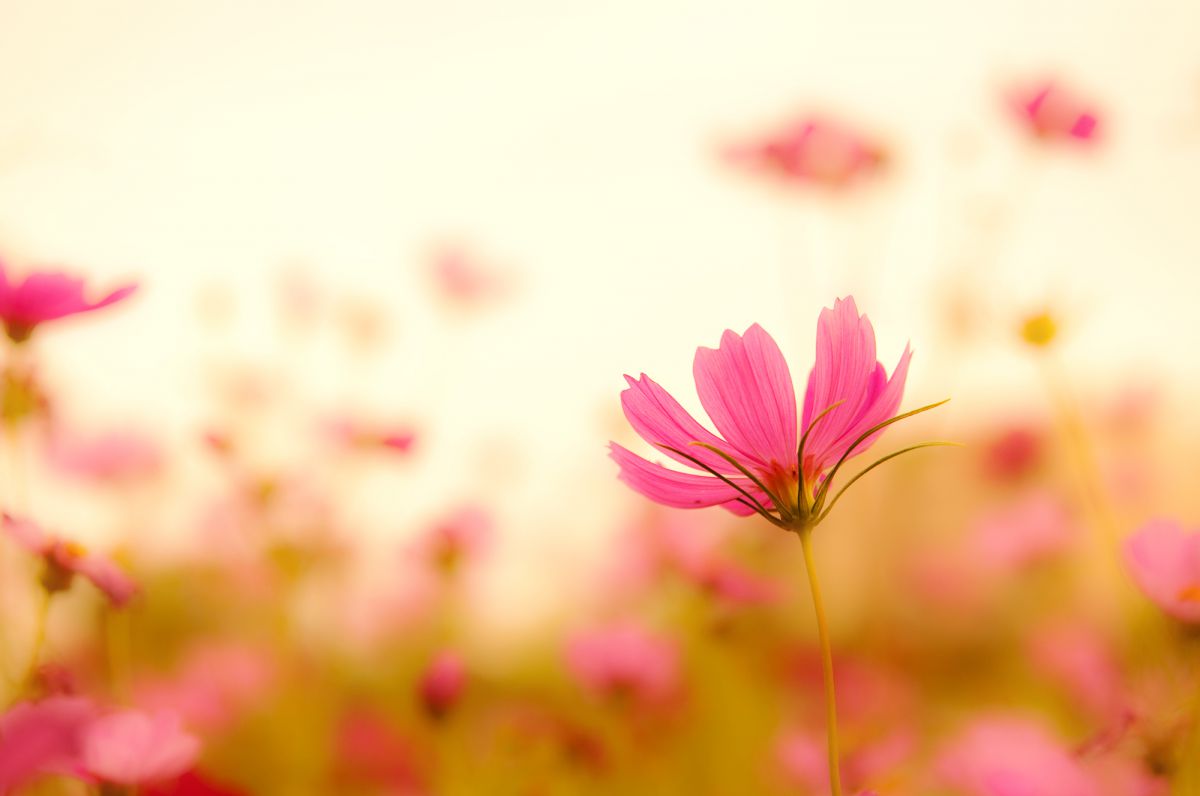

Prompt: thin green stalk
xmin=799 ymin=529 xmax=842 ymax=796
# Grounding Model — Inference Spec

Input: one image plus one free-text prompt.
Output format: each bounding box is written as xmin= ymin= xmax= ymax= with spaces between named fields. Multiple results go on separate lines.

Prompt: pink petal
xmin=83 ymin=711 xmax=200 ymax=786
xmin=0 ymin=697 xmax=98 ymax=791
xmin=609 ymin=443 xmax=767 ymax=514
xmin=74 ymin=554 xmax=139 ymax=608
xmin=620 ymin=373 xmax=740 ymax=474
xmin=692 ymin=324 xmax=797 ymax=469
xmin=1123 ymin=519 xmax=1200 ymax=623
xmin=1 ymin=512 xmax=49 ymax=554
xmin=801 ymin=297 xmax=909 ymax=474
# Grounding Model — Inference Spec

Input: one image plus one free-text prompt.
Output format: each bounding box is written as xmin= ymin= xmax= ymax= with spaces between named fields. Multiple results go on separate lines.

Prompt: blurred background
xmin=1 ymin=2 xmax=1199 ymax=794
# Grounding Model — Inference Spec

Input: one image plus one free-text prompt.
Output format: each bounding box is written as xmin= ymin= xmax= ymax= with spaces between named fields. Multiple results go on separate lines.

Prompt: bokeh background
xmin=2 ymin=2 xmax=1200 ymax=794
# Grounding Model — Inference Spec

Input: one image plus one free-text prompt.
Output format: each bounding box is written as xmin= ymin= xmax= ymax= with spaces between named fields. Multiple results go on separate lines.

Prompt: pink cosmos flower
xmin=1008 ymin=81 xmax=1099 ymax=143
xmin=81 ymin=710 xmax=200 ymax=787
xmin=611 ymin=297 xmax=932 ymax=531
xmin=565 ymin=623 xmax=680 ymax=706
xmin=0 ymin=262 xmax=137 ymax=343
xmin=418 ymin=650 xmax=468 ymax=719
xmin=727 ymin=117 xmax=886 ymax=189
xmin=0 ymin=697 xmax=98 ymax=793
xmin=936 ymin=716 xmax=1099 ymax=796
xmin=1 ymin=513 xmax=138 ymax=606
xmin=1122 ymin=519 xmax=1200 ymax=623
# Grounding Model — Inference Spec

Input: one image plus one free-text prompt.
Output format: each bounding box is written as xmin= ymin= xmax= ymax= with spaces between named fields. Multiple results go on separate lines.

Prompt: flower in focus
xmin=0 ymin=262 xmax=137 ymax=343
xmin=611 ymin=297 xmax=943 ymax=532
xmin=565 ymin=623 xmax=680 ymax=706
xmin=1 ymin=513 xmax=138 ymax=606
xmin=726 ymin=117 xmax=886 ymax=189
xmin=936 ymin=715 xmax=1099 ymax=796
xmin=1122 ymin=519 xmax=1200 ymax=623
xmin=1008 ymin=80 xmax=1100 ymax=143
xmin=81 ymin=710 xmax=200 ymax=787
xmin=418 ymin=650 xmax=468 ymax=719
xmin=0 ymin=697 xmax=97 ymax=793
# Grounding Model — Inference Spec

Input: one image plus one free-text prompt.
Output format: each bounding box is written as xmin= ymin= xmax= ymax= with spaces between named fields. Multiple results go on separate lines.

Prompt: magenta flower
xmin=611 ymin=297 xmax=943 ymax=531
xmin=0 ymin=262 xmax=136 ymax=343
xmin=46 ymin=428 xmax=164 ymax=484
xmin=0 ymin=697 xmax=97 ymax=793
xmin=418 ymin=650 xmax=468 ymax=719
xmin=81 ymin=710 xmax=200 ymax=787
xmin=727 ymin=118 xmax=886 ymax=189
xmin=1008 ymin=81 xmax=1099 ymax=143
xmin=936 ymin=715 xmax=1099 ymax=796
xmin=2 ymin=513 xmax=138 ymax=606
xmin=565 ymin=623 xmax=680 ymax=706
xmin=1122 ymin=519 xmax=1200 ymax=623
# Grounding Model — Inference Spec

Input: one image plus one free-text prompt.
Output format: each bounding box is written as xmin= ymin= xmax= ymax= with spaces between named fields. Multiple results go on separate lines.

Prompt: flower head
xmin=1008 ymin=81 xmax=1100 ymax=144
xmin=0 ymin=697 xmax=98 ymax=793
xmin=1 ymin=513 xmax=138 ymax=606
xmin=418 ymin=650 xmax=468 ymax=719
xmin=727 ymin=117 xmax=886 ymax=189
xmin=611 ymin=297 xmax=945 ymax=531
xmin=1123 ymin=519 xmax=1200 ymax=623
xmin=0 ymin=262 xmax=136 ymax=343
xmin=936 ymin=715 xmax=1099 ymax=796
xmin=81 ymin=710 xmax=200 ymax=787
xmin=565 ymin=623 xmax=680 ymax=706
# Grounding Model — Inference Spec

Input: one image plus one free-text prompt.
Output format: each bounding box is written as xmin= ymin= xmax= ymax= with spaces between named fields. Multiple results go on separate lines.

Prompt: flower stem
xmin=24 ymin=588 xmax=51 ymax=687
xmin=799 ymin=528 xmax=842 ymax=796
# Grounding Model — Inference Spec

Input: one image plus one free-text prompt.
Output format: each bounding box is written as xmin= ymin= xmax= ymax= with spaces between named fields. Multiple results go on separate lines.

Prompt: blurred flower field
xmin=2 ymin=4 xmax=1200 ymax=794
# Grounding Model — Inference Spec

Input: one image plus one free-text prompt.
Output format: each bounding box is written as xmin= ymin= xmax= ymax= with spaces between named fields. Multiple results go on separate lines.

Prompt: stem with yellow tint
xmin=799 ymin=528 xmax=842 ymax=796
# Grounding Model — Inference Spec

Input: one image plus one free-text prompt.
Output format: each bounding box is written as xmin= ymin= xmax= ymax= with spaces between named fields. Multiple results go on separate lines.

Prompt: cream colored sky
xmin=1 ymin=0 xmax=1197 ymax=630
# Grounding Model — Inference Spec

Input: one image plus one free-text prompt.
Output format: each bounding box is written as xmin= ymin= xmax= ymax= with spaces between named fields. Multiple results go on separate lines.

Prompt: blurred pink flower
xmin=0 ymin=696 xmax=97 ymax=792
xmin=82 ymin=710 xmax=199 ymax=787
xmin=565 ymin=624 xmax=680 ymax=706
xmin=143 ymin=770 xmax=250 ymax=796
xmin=334 ymin=707 xmax=428 ymax=793
xmin=1008 ymin=81 xmax=1099 ymax=143
xmin=776 ymin=726 xmax=913 ymax=794
xmin=134 ymin=642 xmax=276 ymax=733
xmin=1123 ymin=519 xmax=1200 ymax=622
xmin=46 ymin=428 xmax=164 ymax=484
xmin=324 ymin=417 xmax=417 ymax=455
xmin=419 ymin=650 xmax=467 ymax=719
xmin=611 ymin=297 xmax=914 ymax=528
xmin=727 ymin=117 xmax=885 ymax=188
xmin=1 ymin=513 xmax=138 ymax=606
xmin=0 ymin=262 xmax=136 ymax=343
xmin=936 ymin=715 xmax=1099 ymax=796
xmin=430 ymin=245 xmax=510 ymax=305
xmin=981 ymin=424 xmax=1043 ymax=482
xmin=971 ymin=491 xmax=1077 ymax=573
xmin=1028 ymin=622 xmax=1124 ymax=719
xmin=414 ymin=505 xmax=493 ymax=575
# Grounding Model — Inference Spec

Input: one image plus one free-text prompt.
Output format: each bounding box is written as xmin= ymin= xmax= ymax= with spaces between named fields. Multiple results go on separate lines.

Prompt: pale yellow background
xmin=1 ymin=0 xmax=1197 ymax=631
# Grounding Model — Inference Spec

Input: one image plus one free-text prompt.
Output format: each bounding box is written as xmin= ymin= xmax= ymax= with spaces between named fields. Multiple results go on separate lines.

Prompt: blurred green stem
xmin=799 ymin=528 xmax=842 ymax=796
xmin=25 ymin=588 xmax=51 ymax=687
